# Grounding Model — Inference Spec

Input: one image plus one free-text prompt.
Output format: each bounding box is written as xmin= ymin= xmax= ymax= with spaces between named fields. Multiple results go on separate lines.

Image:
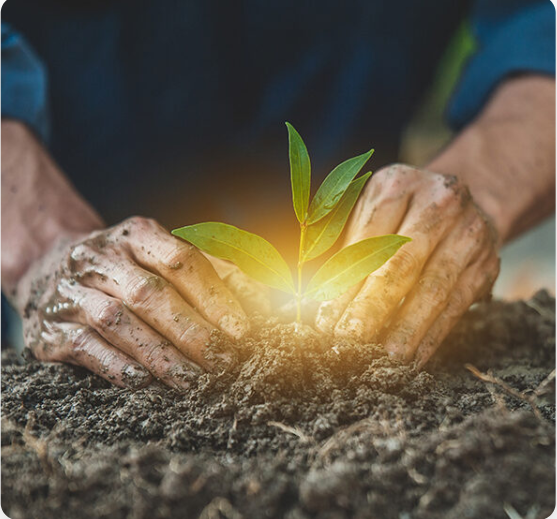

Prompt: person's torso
xmin=3 ymin=0 xmax=467 ymax=238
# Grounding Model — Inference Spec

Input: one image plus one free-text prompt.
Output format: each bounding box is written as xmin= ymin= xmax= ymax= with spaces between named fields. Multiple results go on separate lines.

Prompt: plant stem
xmin=296 ymin=223 xmax=307 ymax=329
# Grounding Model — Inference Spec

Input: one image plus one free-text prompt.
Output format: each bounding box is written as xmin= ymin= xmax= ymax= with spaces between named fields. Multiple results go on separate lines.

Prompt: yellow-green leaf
xmin=172 ymin=222 xmax=295 ymax=294
xmin=286 ymin=122 xmax=311 ymax=223
xmin=306 ymin=148 xmax=374 ymax=225
xmin=301 ymin=172 xmax=371 ymax=263
xmin=305 ymin=235 xmax=411 ymax=301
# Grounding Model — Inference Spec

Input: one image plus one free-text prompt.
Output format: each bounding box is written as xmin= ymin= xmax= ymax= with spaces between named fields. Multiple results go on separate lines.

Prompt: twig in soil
xmin=316 ymin=418 xmax=373 ymax=461
xmin=533 ymin=369 xmax=555 ymax=398
xmin=524 ymin=299 xmax=554 ymax=320
xmin=504 ymin=503 xmax=523 ymax=519
xmin=267 ymin=421 xmax=312 ymax=443
xmin=314 ymin=416 xmax=402 ymax=464
xmin=484 ymin=380 xmax=508 ymax=410
xmin=504 ymin=502 xmax=540 ymax=519
xmin=465 ymin=364 xmax=543 ymax=419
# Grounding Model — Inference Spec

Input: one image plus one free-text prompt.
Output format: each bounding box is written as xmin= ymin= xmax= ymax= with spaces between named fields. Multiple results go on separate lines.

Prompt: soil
xmin=2 ymin=290 xmax=555 ymax=519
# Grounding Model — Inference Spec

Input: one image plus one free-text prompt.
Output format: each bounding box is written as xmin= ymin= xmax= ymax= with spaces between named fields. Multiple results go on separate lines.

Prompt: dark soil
xmin=2 ymin=291 xmax=555 ymax=519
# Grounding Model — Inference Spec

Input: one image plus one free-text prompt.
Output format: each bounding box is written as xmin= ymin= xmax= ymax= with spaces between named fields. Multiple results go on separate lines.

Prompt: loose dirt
xmin=2 ymin=291 xmax=555 ymax=519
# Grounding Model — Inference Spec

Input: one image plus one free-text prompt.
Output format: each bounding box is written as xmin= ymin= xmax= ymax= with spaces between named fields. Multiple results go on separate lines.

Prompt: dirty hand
xmin=315 ymin=164 xmax=500 ymax=366
xmin=16 ymin=217 xmax=252 ymax=390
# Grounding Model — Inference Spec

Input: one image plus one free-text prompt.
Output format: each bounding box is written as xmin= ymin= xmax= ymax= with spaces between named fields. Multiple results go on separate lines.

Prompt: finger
xmin=315 ymin=283 xmax=362 ymax=334
xmin=335 ymin=184 xmax=467 ymax=340
xmin=334 ymin=236 xmax=429 ymax=340
xmin=414 ymin=254 xmax=500 ymax=367
xmin=206 ymin=255 xmax=272 ymax=316
xmin=75 ymin=253 xmax=226 ymax=370
xmin=343 ymin=165 xmax=418 ymax=244
xmin=316 ymin=167 xmax=418 ymax=331
xmin=382 ymin=210 xmax=490 ymax=361
xmin=123 ymin=218 xmax=248 ymax=338
xmin=36 ymin=322 xmax=152 ymax=389
xmin=56 ymin=282 xmax=203 ymax=390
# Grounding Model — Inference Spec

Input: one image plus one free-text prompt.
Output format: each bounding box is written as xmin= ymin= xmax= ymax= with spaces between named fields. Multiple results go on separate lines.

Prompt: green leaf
xmin=301 ymin=172 xmax=372 ymax=263
xmin=305 ymin=234 xmax=412 ymax=301
xmin=172 ymin=222 xmax=295 ymax=294
xmin=286 ymin=122 xmax=311 ymax=223
xmin=307 ymin=149 xmax=374 ymax=225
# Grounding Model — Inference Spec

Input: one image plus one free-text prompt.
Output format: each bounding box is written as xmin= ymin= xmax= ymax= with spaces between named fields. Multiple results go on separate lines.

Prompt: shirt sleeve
xmin=448 ymin=0 xmax=555 ymax=130
xmin=1 ymin=22 xmax=50 ymax=142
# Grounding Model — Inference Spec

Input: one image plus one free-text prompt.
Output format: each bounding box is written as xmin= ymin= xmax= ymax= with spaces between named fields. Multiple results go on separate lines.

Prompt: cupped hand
xmin=16 ymin=217 xmax=251 ymax=390
xmin=315 ymin=164 xmax=500 ymax=366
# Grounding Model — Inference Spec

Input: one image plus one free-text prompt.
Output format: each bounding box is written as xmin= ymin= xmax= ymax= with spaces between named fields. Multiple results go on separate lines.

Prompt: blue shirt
xmin=1 ymin=0 xmax=555 ymax=229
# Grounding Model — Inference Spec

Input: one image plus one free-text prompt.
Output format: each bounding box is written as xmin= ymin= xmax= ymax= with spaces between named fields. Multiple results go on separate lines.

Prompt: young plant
xmin=172 ymin=123 xmax=410 ymax=327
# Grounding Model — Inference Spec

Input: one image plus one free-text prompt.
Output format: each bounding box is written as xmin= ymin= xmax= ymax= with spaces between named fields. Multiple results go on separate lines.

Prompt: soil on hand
xmin=2 ymin=291 xmax=555 ymax=519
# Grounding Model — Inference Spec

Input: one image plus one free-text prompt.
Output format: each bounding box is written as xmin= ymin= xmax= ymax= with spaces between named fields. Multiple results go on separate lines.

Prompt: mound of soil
xmin=2 ymin=291 xmax=555 ymax=519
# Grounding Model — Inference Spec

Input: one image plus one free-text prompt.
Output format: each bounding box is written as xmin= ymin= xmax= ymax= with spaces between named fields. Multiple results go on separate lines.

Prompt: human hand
xmin=203 ymin=255 xmax=272 ymax=317
xmin=15 ymin=217 xmax=250 ymax=390
xmin=315 ymin=164 xmax=500 ymax=366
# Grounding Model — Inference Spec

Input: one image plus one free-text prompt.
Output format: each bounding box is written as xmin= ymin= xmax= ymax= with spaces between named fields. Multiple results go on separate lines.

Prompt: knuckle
xmin=379 ymin=183 xmax=404 ymax=204
xmin=177 ymin=321 xmax=210 ymax=347
xmin=435 ymin=186 xmax=461 ymax=210
xmin=67 ymin=243 xmax=97 ymax=275
xmin=84 ymin=230 xmax=111 ymax=251
xmin=389 ymin=248 xmax=420 ymax=278
xmin=141 ymin=340 xmax=171 ymax=368
xmin=418 ymin=272 xmax=453 ymax=305
xmin=68 ymin=327 xmax=95 ymax=358
xmin=86 ymin=229 xmax=106 ymax=243
xmin=68 ymin=242 xmax=93 ymax=263
xmin=94 ymin=299 xmax=126 ymax=329
xmin=164 ymin=243 xmax=198 ymax=269
xmin=141 ymin=345 xmax=160 ymax=367
xmin=373 ymin=164 xmax=416 ymax=202
xmin=437 ymin=175 xmax=472 ymax=209
xmin=125 ymin=275 xmax=168 ymax=307
xmin=381 ymin=163 xmax=416 ymax=179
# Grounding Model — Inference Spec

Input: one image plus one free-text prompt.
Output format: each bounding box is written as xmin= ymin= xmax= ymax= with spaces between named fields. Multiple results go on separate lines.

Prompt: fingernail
xmin=218 ymin=313 xmax=249 ymax=340
xmin=122 ymin=364 xmax=152 ymax=390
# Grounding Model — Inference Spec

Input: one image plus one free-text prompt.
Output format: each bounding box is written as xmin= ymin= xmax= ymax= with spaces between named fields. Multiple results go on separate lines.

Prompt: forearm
xmin=1 ymin=120 xmax=104 ymax=299
xmin=428 ymin=75 xmax=555 ymax=244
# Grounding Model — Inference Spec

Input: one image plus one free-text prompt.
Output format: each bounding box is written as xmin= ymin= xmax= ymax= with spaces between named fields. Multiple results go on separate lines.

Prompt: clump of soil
xmin=2 ymin=291 xmax=555 ymax=519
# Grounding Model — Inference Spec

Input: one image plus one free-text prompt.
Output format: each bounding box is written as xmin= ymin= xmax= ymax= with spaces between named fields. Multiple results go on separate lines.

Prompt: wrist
xmin=428 ymin=76 xmax=555 ymax=245
xmin=427 ymin=128 xmax=510 ymax=244
xmin=1 ymin=120 xmax=104 ymax=299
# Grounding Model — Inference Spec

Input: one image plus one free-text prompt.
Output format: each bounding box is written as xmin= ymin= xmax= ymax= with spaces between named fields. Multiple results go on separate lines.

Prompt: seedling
xmin=172 ymin=123 xmax=410 ymax=327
